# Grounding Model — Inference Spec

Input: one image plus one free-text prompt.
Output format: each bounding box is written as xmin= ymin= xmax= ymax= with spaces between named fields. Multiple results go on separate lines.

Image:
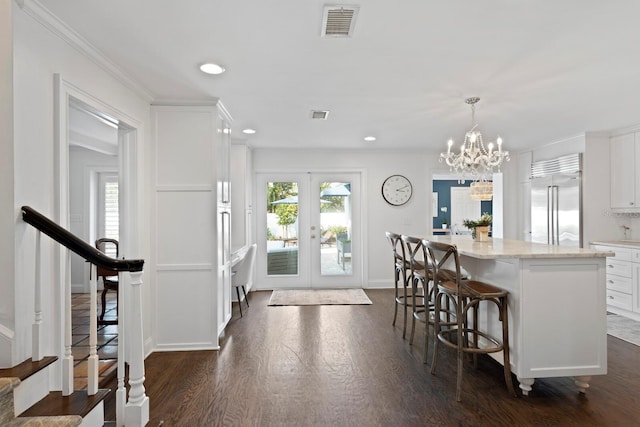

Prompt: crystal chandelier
xmin=440 ymin=97 xmax=510 ymax=185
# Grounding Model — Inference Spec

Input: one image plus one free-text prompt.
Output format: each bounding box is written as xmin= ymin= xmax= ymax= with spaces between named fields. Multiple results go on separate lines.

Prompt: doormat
xmin=608 ymin=313 xmax=640 ymax=347
xmin=268 ymin=289 xmax=372 ymax=306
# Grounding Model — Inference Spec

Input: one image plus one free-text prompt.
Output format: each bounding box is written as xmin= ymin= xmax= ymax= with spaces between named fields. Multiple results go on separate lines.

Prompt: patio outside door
xmin=256 ymin=172 xmax=361 ymax=289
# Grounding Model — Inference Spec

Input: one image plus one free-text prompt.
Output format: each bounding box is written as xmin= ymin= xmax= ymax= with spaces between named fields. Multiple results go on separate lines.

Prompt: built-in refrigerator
xmin=530 ymin=153 xmax=582 ymax=247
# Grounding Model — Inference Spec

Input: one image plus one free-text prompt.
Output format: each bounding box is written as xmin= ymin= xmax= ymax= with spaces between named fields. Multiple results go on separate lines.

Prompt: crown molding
xmin=16 ymin=0 xmax=154 ymax=102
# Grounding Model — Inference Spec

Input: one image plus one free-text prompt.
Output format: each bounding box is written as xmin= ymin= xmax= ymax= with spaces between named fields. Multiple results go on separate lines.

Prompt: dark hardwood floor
xmin=114 ymin=289 xmax=640 ymax=426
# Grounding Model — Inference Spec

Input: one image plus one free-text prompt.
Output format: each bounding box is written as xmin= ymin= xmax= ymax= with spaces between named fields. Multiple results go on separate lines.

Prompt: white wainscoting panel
xmin=156 ymin=191 xmax=214 ymax=265
xmin=155 ymin=270 xmax=216 ymax=350
xmin=154 ymin=109 xmax=215 ymax=187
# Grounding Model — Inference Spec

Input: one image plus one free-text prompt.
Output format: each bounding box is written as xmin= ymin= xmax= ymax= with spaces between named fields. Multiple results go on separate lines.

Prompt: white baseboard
xmin=153 ymin=343 xmax=220 ymax=352
xmin=364 ymin=280 xmax=394 ymax=289
xmin=71 ymin=283 xmax=88 ymax=293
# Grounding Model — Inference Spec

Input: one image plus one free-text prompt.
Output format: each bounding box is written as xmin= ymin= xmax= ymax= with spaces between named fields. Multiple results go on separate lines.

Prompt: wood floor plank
xmin=108 ymin=289 xmax=640 ymax=426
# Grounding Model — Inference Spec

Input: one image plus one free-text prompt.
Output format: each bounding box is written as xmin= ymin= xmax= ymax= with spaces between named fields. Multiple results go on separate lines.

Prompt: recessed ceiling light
xmin=242 ymin=128 xmax=256 ymax=135
xmin=364 ymin=136 xmax=376 ymax=142
xmin=200 ymin=63 xmax=226 ymax=75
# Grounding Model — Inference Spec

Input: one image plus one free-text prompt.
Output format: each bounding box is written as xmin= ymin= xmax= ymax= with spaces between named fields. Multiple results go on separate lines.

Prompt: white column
xmin=125 ymin=271 xmax=149 ymax=427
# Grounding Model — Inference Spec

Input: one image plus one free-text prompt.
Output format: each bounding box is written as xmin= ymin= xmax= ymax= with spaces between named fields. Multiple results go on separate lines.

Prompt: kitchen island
xmin=429 ymin=235 xmax=613 ymax=395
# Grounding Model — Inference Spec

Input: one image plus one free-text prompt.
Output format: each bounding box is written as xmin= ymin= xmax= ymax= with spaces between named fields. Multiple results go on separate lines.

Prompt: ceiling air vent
xmin=311 ymin=110 xmax=330 ymax=120
xmin=321 ymin=5 xmax=359 ymax=38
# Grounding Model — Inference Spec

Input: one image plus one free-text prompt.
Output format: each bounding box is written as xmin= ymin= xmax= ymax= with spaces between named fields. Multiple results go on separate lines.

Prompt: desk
xmin=429 ymin=235 xmax=612 ymax=396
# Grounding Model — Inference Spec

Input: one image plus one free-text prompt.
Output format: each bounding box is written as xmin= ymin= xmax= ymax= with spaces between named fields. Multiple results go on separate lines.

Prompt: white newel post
xmin=62 ymin=248 xmax=74 ymax=396
xmin=32 ymin=231 xmax=43 ymax=361
xmin=116 ymin=270 xmax=125 ymax=427
xmin=125 ymin=270 xmax=149 ymax=427
xmin=87 ymin=264 xmax=99 ymax=395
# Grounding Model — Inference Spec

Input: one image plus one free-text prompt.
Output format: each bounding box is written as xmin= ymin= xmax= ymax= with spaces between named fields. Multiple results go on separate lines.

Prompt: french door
xmin=256 ymin=172 xmax=362 ymax=289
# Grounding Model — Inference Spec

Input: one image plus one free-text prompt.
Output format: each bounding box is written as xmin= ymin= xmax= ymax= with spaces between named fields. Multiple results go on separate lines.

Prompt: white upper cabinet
xmin=610 ymin=132 xmax=640 ymax=211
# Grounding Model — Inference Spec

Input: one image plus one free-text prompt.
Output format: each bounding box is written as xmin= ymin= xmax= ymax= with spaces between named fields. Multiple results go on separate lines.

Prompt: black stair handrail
xmin=21 ymin=206 xmax=144 ymax=272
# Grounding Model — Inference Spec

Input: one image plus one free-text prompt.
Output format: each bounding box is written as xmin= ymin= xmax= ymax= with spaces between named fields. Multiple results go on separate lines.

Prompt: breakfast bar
xmin=429 ymin=235 xmax=613 ymax=395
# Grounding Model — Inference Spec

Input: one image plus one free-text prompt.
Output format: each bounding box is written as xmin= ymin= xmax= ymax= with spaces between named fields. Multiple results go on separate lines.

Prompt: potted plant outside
xmin=462 ymin=212 xmax=492 ymax=241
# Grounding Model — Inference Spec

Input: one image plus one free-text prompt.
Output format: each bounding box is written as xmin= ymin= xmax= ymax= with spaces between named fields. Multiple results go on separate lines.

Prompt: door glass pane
xmin=320 ymin=181 xmax=351 ymax=275
xmin=266 ymin=181 xmax=299 ymax=275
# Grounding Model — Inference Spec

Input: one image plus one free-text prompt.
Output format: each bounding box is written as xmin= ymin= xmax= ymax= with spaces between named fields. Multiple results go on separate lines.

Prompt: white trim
xmin=153 ymin=343 xmax=220 ymax=352
xmin=155 ymin=185 xmax=213 ymax=192
xmin=364 ymin=280 xmax=394 ymax=289
xmin=54 ymin=73 xmax=144 ymax=393
xmin=17 ymin=0 xmax=153 ymax=101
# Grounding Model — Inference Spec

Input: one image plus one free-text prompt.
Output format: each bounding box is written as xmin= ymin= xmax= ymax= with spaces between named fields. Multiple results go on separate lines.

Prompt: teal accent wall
xmin=432 ymin=180 xmax=492 ymax=229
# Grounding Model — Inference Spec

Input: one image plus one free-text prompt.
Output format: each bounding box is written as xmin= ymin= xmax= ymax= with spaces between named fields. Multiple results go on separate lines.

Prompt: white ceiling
xmin=39 ymin=0 xmax=640 ymax=153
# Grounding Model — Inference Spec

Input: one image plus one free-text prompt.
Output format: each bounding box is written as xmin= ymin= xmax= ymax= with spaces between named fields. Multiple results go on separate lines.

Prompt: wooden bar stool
xmin=386 ymin=231 xmax=423 ymax=338
xmin=427 ymin=240 xmax=516 ymax=402
xmin=400 ymin=235 xmax=436 ymax=362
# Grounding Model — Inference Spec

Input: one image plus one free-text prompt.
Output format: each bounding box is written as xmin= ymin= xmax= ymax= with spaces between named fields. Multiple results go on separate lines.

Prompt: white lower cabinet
xmin=592 ymin=243 xmax=640 ymax=318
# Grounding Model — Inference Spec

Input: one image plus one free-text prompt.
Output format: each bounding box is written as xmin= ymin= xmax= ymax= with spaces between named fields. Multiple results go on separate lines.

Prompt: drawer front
xmin=606 ymin=260 xmax=633 ymax=278
xmin=607 ymin=289 xmax=633 ymax=311
xmin=606 ymin=274 xmax=633 ymax=294
xmin=592 ymin=245 xmax=632 ymax=261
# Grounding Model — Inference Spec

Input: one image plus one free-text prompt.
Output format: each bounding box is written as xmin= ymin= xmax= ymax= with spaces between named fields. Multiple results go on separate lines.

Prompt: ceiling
xmin=39 ymin=0 xmax=640 ymax=153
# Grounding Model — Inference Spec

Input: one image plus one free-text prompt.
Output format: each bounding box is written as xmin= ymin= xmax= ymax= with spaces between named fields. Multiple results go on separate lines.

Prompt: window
xmin=98 ymin=173 xmax=119 ymax=257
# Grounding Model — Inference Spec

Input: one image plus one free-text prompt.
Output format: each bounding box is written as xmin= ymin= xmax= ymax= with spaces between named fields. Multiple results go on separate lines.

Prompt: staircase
xmin=0 ymin=206 xmax=150 ymax=426
xmin=0 ymin=354 xmax=121 ymax=426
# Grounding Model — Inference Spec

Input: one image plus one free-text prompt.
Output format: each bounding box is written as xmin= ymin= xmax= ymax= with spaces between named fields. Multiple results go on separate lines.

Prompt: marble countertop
xmin=428 ymin=235 xmax=614 ymax=259
xmin=591 ymin=240 xmax=640 ymax=249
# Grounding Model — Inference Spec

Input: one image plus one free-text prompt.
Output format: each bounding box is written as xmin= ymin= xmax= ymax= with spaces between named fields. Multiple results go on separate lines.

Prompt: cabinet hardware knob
xmin=608 ymin=295 xmax=614 ymax=299
xmin=608 ymin=280 xmax=614 ymax=283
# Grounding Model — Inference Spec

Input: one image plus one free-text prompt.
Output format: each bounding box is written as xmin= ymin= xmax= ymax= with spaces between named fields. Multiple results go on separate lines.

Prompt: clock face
xmin=382 ymin=175 xmax=413 ymax=206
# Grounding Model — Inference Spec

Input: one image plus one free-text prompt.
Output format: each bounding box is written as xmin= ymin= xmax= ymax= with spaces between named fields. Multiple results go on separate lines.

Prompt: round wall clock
xmin=381 ymin=175 xmax=413 ymax=206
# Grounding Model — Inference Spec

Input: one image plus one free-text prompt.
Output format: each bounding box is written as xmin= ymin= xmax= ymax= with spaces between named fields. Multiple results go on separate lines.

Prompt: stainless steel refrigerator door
xmin=530 ymin=176 xmax=552 ymax=244
xmin=553 ymin=173 xmax=582 ymax=247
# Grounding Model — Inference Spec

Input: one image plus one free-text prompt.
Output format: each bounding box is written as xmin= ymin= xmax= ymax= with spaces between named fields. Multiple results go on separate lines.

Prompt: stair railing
xmin=21 ymin=206 xmax=148 ymax=427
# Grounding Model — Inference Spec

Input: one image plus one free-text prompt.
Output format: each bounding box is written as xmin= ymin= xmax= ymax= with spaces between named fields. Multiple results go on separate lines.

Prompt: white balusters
xmin=32 ymin=231 xmax=43 ymax=361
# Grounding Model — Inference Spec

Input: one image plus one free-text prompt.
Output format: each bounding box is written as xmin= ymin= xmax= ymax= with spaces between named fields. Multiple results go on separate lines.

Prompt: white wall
xmin=0 ymin=0 xmax=16 ymax=367
xmin=9 ymin=6 xmax=152 ymax=365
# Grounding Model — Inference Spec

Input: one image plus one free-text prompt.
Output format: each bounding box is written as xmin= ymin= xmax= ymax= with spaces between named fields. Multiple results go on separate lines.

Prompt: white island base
xmin=430 ymin=236 xmax=611 ymax=395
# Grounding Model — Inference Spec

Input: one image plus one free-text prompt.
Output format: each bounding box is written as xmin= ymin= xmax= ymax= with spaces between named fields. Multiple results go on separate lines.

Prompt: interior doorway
xmin=55 ymin=74 xmax=142 ymax=392
xmin=432 ymin=173 xmax=497 ymax=235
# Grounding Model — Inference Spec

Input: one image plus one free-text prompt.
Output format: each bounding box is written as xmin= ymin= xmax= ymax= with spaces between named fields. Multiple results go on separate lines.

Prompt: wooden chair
xmin=95 ymin=238 xmax=119 ymax=325
xmin=427 ymin=240 xmax=516 ymax=402
xmin=320 ymin=230 xmax=334 ymax=247
xmin=232 ymin=243 xmax=256 ymax=317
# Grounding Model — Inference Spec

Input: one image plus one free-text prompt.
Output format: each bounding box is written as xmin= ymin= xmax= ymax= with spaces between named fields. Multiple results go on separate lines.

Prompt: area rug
xmin=268 ymin=289 xmax=372 ymax=306
xmin=607 ymin=314 xmax=640 ymax=346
